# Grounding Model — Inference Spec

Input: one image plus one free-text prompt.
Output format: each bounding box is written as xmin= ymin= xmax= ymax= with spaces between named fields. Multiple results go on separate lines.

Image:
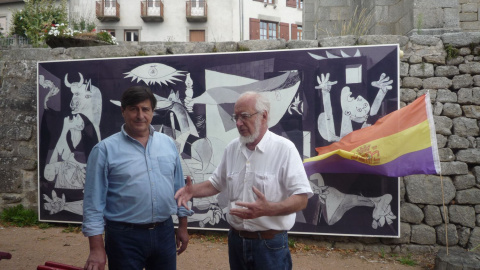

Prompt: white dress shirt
xmin=209 ymin=130 xmax=313 ymax=231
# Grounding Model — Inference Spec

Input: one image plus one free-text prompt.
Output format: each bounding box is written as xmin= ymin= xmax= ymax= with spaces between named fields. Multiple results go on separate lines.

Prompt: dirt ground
xmin=0 ymin=226 xmax=436 ymax=270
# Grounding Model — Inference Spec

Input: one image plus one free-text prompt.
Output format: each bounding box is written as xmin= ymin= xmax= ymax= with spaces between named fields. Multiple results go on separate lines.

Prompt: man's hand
xmin=84 ymin=235 xmax=106 ymax=270
xmin=175 ymin=176 xmax=193 ymax=210
xmin=229 ymin=187 xmax=270 ymax=219
xmin=176 ymin=217 xmax=189 ymax=255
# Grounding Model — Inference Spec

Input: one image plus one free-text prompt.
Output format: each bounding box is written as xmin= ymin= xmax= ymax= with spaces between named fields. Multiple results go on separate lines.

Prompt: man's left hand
xmin=176 ymin=218 xmax=189 ymax=255
xmin=229 ymin=187 xmax=270 ymax=219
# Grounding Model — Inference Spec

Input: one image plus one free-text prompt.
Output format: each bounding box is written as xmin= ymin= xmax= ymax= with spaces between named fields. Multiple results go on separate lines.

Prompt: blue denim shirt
xmin=82 ymin=125 xmax=193 ymax=237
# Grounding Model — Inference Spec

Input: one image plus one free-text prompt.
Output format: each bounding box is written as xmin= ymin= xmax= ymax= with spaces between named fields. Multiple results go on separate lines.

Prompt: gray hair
xmin=239 ymin=91 xmax=270 ymax=120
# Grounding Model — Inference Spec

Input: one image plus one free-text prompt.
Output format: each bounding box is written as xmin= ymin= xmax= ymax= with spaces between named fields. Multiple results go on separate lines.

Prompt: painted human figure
xmin=316 ymin=72 xmax=393 ymax=142
xmin=308 ymin=173 xmax=396 ymax=229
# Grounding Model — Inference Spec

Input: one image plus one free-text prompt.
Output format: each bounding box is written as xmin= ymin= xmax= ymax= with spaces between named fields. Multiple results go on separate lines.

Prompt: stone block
xmin=424 ymin=205 xmax=443 ymax=226
xmin=382 ymin=222 xmax=411 ymax=245
xmin=468 ymin=227 xmax=480 ymax=253
xmin=456 ymin=148 xmax=480 ymax=163
xmin=449 ymin=205 xmax=476 ymax=228
xmin=411 ymin=224 xmax=436 ymax=245
xmin=401 ymin=202 xmax=424 ymax=224
xmin=458 ymin=88 xmax=474 ymax=104
xmin=435 ymin=66 xmax=459 ymax=77
xmin=400 ymin=88 xmax=417 ymax=102
xmin=441 ymin=161 xmax=469 ymax=175
xmin=460 ymin=62 xmax=480 ymax=74
xmin=410 ymin=63 xmax=434 ymax=77
xmin=434 ymin=115 xmax=453 ymax=135
xmin=402 ymin=77 xmax=423 ymax=88
xmin=438 ymin=148 xmax=455 ymax=161
xmin=405 ymin=175 xmax=455 ymax=204
xmin=424 ymin=55 xmax=446 ymax=65
xmin=447 ymin=134 xmax=470 ymax=149
xmin=436 ymin=224 xmax=459 ymax=246
xmin=434 ymin=102 xmax=444 ymax=115
xmin=453 ymin=174 xmax=476 ymax=190
xmin=442 ymin=103 xmax=463 ymax=117
xmin=456 ymin=189 xmax=480 ymax=204
xmin=423 ymin=77 xmax=452 ymax=89
xmin=453 ymin=117 xmax=480 ymax=136
xmin=400 ymin=62 xmax=409 ymax=77
xmin=437 ymin=134 xmax=448 ymax=148
xmin=452 ymin=74 xmax=474 ymax=89
xmin=462 ymin=105 xmax=480 ymax=118
xmin=459 ymin=12 xmax=478 ymax=22
xmin=458 ymin=227 xmax=471 ymax=248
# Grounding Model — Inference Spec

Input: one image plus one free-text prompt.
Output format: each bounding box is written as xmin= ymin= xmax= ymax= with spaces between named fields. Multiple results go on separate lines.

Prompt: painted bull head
xmin=64 ymin=72 xmax=103 ymax=140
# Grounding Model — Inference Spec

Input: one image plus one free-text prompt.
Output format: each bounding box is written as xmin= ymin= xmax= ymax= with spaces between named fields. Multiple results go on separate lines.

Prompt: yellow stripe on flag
xmin=305 ymin=120 xmax=432 ymax=165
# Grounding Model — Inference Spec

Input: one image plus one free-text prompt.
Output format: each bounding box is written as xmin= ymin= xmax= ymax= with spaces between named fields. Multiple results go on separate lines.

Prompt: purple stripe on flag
xmin=303 ymin=147 xmax=438 ymax=177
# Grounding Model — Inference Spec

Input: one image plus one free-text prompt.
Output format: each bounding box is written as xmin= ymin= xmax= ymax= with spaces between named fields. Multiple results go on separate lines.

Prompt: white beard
xmin=239 ymin=116 xmax=261 ymax=144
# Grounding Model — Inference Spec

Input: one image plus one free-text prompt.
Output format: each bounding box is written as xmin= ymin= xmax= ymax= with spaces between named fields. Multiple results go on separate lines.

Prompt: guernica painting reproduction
xmin=37 ymin=45 xmax=400 ymax=237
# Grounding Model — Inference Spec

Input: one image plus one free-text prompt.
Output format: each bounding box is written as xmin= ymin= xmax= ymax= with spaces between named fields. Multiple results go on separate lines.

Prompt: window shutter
xmin=250 ymin=18 xmax=260 ymax=40
xmin=291 ymin=24 xmax=298 ymax=40
xmin=280 ymin=22 xmax=289 ymax=41
xmin=286 ymin=0 xmax=296 ymax=8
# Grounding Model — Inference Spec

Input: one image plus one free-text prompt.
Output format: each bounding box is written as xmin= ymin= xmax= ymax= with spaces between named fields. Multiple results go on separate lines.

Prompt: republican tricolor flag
xmin=304 ymin=93 xmax=441 ymax=177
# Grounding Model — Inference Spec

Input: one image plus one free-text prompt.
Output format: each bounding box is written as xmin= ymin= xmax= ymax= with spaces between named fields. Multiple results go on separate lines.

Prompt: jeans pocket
xmin=263 ymin=232 xmax=286 ymax=250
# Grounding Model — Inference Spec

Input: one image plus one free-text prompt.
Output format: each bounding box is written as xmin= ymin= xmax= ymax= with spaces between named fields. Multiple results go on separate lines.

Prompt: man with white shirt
xmin=175 ymin=91 xmax=312 ymax=270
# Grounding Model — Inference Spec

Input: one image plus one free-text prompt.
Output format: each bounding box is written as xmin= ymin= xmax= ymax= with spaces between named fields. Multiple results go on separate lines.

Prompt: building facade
xmin=0 ymin=0 xmax=303 ymax=42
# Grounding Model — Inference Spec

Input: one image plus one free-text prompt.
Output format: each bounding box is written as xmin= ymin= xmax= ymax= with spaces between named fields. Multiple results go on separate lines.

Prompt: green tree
xmin=10 ymin=0 xmax=68 ymax=47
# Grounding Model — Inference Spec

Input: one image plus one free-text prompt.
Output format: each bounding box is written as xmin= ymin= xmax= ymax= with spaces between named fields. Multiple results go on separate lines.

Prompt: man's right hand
xmin=175 ymin=176 xmax=193 ymax=210
xmin=84 ymin=235 xmax=107 ymax=270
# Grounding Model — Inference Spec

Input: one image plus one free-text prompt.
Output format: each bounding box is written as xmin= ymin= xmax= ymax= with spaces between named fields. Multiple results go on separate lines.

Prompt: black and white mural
xmin=38 ymin=45 xmax=400 ymax=237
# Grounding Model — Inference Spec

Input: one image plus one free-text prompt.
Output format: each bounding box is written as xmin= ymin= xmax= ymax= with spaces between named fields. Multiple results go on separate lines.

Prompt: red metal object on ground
xmin=0 ymin=251 xmax=12 ymax=260
xmin=37 ymin=261 xmax=82 ymax=270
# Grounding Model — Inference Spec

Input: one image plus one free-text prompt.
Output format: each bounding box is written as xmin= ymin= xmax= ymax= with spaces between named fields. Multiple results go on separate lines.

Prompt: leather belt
xmin=106 ymin=219 xmax=167 ymax=230
xmin=231 ymin=228 xmax=284 ymax=240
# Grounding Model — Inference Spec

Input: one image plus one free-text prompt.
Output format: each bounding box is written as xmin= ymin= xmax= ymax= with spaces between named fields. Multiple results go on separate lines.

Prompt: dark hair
xmin=120 ymin=86 xmax=157 ymax=110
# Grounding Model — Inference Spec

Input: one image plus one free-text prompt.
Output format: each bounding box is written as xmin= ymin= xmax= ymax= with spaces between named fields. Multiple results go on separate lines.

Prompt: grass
xmin=0 ymin=205 xmax=38 ymax=227
xmin=397 ymin=253 xmax=417 ymax=266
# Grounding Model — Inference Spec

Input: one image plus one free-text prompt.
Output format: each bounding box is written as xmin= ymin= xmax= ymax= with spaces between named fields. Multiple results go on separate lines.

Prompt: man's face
xmin=121 ymin=99 xmax=153 ymax=138
xmin=234 ymin=97 xmax=263 ymax=144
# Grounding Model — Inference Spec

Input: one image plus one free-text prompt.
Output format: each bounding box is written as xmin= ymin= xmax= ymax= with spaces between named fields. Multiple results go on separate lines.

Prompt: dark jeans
xmin=105 ymin=217 xmax=176 ymax=270
xmin=228 ymin=229 xmax=292 ymax=270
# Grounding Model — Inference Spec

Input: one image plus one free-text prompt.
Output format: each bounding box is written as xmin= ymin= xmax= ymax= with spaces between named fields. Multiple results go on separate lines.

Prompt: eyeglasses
xmin=231 ymin=112 xmax=260 ymax=122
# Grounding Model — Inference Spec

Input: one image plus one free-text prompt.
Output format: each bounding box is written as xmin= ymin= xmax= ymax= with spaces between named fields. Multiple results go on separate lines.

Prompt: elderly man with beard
xmin=175 ymin=91 xmax=313 ymax=270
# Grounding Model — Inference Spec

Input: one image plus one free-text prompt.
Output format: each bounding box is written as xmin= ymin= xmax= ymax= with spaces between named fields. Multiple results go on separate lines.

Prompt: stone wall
xmin=303 ymin=0 xmax=465 ymax=39
xmin=0 ymin=35 xmax=479 ymax=254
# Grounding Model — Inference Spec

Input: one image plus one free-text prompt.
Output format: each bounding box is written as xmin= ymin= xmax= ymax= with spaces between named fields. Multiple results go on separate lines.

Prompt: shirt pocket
xmin=253 ymin=172 xmax=280 ymax=202
xmin=226 ymin=172 xmax=242 ymax=202
xmin=156 ymin=155 xmax=175 ymax=179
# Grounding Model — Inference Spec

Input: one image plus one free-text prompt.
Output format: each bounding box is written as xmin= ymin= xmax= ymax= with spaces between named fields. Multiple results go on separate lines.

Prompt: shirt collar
xmin=241 ymin=130 xmax=270 ymax=153
xmin=120 ymin=124 xmax=155 ymax=139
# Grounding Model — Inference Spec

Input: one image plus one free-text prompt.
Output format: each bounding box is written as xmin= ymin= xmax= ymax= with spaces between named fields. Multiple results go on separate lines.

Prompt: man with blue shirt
xmin=82 ymin=86 xmax=191 ymax=270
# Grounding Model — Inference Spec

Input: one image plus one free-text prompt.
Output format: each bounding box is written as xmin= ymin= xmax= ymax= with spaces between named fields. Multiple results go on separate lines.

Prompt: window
xmin=297 ymin=26 xmax=302 ymax=40
xmin=297 ymin=0 xmax=303 ymax=9
xmin=125 ymin=30 xmax=139 ymax=42
xmin=190 ymin=30 xmax=205 ymax=42
xmin=0 ymin=16 xmax=7 ymax=36
xmin=260 ymin=21 xmax=277 ymax=40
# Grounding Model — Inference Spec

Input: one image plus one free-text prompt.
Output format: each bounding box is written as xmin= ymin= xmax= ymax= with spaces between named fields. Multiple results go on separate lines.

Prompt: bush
xmin=10 ymin=0 xmax=68 ymax=47
xmin=0 ymin=205 xmax=38 ymax=227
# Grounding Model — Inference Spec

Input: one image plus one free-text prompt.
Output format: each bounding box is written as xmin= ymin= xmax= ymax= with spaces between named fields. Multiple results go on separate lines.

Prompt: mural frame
xmin=37 ymin=45 xmax=400 ymax=237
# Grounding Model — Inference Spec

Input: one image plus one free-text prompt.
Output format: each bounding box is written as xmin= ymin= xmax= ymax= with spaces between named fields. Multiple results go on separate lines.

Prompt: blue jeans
xmin=228 ymin=229 xmax=292 ymax=270
xmin=104 ymin=217 xmax=176 ymax=270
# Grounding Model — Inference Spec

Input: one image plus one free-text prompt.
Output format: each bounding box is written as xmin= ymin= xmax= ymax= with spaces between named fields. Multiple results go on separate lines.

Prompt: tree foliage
xmin=10 ymin=0 xmax=68 ymax=47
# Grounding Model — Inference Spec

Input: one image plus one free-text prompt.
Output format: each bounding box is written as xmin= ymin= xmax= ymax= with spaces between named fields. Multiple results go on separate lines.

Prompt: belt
xmin=231 ymin=228 xmax=284 ymax=240
xmin=106 ymin=219 xmax=167 ymax=230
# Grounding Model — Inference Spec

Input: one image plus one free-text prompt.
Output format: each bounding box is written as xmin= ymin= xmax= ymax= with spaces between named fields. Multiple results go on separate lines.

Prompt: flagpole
xmin=440 ymin=173 xmax=449 ymax=255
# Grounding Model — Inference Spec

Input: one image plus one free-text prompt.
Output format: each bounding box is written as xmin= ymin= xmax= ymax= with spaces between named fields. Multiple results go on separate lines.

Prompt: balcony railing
xmin=186 ymin=1 xmax=207 ymax=22
xmin=96 ymin=0 xmax=120 ymax=22
xmin=141 ymin=1 xmax=164 ymax=22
